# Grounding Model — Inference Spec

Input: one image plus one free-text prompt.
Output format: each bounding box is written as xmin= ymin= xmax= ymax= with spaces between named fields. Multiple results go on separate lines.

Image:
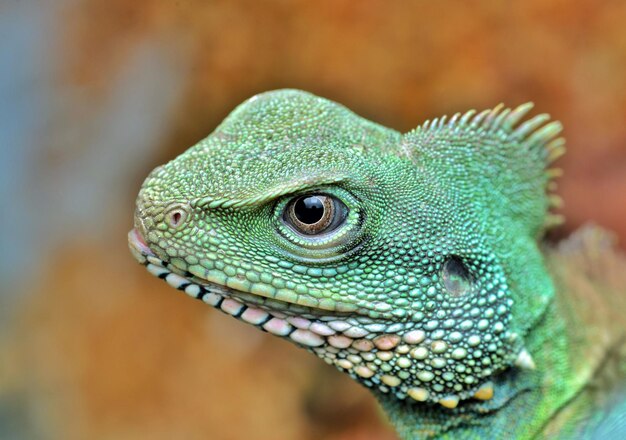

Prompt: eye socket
xmin=442 ymin=257 xmax=472 ymax=297
xmin=284 ymin=194 xmax=346 ymax=235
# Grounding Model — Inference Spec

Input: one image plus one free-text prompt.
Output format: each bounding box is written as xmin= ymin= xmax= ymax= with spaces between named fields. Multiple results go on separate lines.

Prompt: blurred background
xmin=1 ymin=1 xmax=625 ymax=439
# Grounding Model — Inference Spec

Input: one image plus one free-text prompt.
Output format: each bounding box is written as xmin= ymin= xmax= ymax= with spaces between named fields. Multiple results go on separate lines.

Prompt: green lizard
xmin=128 ymin=89 xmax=626 ymax=439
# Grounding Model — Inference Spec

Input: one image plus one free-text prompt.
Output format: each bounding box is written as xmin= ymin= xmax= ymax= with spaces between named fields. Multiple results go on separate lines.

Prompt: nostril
xmin=167 ymin=208 xmax=187 ymax=228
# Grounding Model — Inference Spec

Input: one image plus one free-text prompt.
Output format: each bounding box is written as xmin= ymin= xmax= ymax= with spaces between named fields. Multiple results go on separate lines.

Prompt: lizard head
xmin=129 ymin=89 xmax=563 ymax=409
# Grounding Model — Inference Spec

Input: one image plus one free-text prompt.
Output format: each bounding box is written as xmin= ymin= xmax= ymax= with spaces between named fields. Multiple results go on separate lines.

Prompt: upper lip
xmin=128 ymin=228 xmax=155 ymax=256
xmin=127 ymin=227 xmax=365 ymax=317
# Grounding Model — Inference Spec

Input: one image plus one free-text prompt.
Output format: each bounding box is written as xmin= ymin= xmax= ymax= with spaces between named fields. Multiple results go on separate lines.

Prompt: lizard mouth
xmin=128 ymin=228 xmax=526 ymax=409
xmin=128 ymin=228 xmax=382 ymax=349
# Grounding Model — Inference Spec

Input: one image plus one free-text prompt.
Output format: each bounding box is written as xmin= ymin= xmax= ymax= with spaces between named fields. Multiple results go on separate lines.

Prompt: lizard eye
xmin=284 ymin=194 xmax=347 ymax=235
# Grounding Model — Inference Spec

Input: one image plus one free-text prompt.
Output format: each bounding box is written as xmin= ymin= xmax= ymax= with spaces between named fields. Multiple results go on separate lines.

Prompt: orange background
xmin=1 ymin=1 xmax=625 ymax=439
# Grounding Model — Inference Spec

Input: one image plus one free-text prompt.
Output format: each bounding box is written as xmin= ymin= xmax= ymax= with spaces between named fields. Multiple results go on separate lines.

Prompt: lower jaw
xmin=134 ymin=250 xmax=507 ymax=408
xmin=128 ymin=230 xmax=511 ymax=408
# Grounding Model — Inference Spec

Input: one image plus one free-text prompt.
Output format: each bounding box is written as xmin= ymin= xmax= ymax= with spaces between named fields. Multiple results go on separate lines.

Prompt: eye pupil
xmin=285 ymin=194 xmax=342 ymax=235
xmin=442 ymin=257 xmax=472 ymax=297
xmin=294 ymin=196 xmax=325 ymax=225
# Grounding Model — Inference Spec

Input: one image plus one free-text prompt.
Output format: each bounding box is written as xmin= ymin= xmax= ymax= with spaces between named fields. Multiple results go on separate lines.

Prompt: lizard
xmin=128 ymin=89 xmax=626 ymax=439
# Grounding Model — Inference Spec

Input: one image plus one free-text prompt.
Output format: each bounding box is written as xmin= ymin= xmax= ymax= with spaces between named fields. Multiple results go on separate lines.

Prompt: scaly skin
xmin=129 ymin=90 xmax=625 ymax=438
